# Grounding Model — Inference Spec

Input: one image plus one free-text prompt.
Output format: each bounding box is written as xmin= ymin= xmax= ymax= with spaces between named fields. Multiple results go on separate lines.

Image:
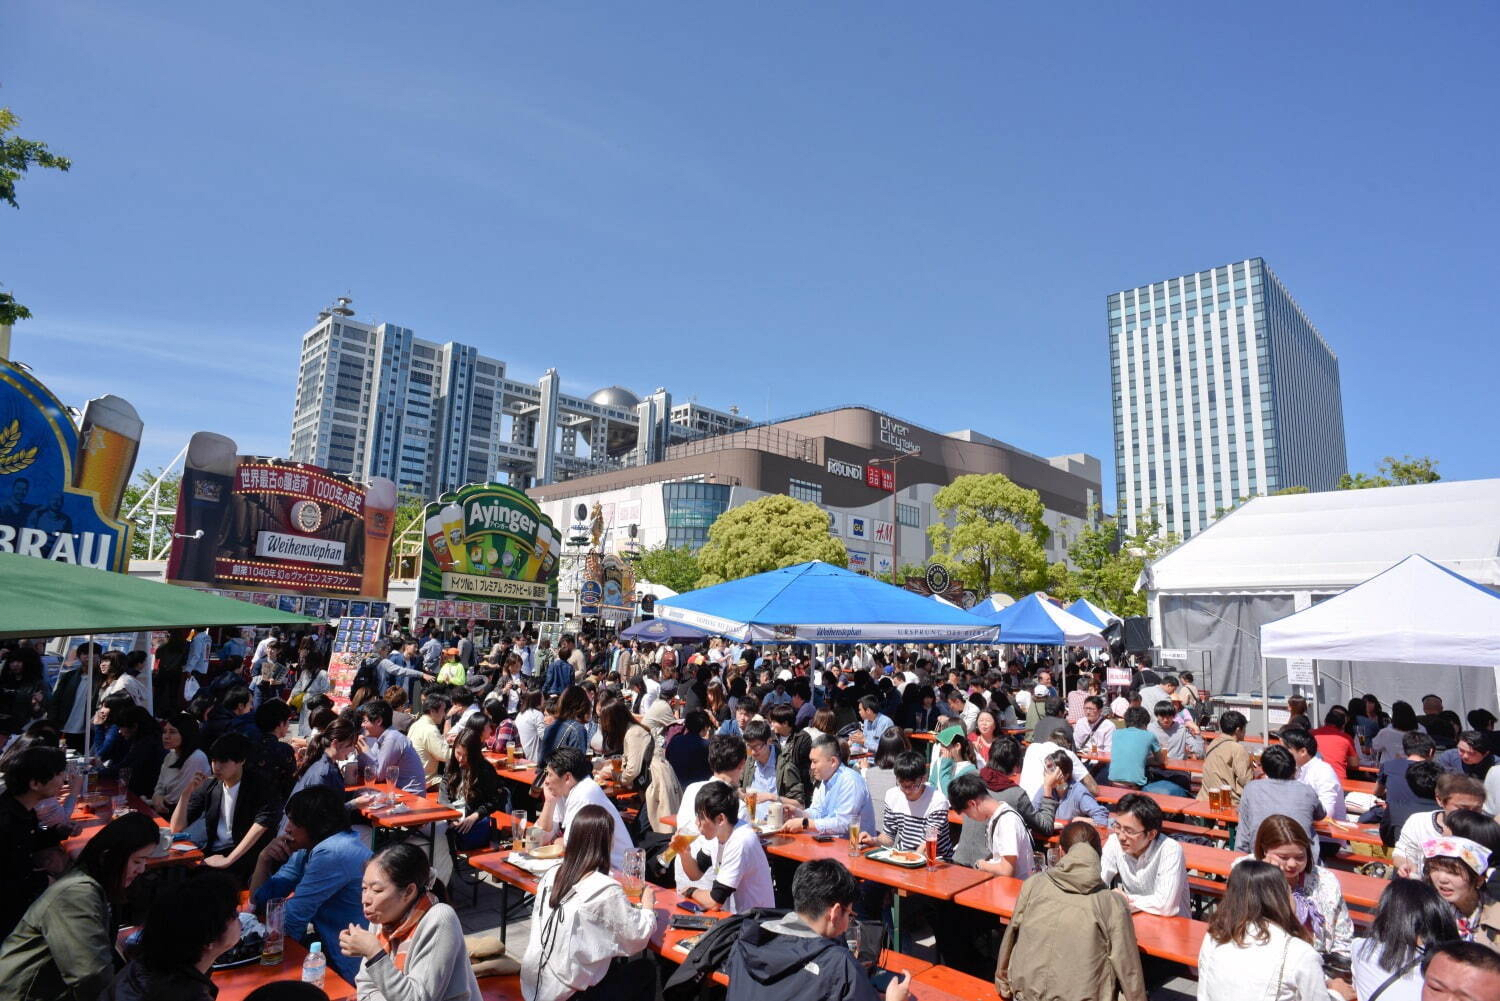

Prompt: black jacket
xmin=0 ymin=792 xmax=63 ymax=942
xmin=725 ymin=912 xmax=878 ymax=1001
xmin=184 ymin=768 xmax=282 ymax=853
xmin=664 ymin=908 xmax=785 ymax=1001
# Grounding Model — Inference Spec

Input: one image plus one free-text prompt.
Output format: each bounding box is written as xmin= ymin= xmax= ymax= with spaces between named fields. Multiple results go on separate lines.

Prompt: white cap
xmin=777 ymin=669 xmax=793 ymax=681
xmin=1033 ymin=684 xmax=1050 ymax=696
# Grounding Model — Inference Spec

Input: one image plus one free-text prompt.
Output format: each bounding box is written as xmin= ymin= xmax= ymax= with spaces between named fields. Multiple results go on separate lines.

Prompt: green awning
xmin=0 ymin=552 xmax=322 ymax=639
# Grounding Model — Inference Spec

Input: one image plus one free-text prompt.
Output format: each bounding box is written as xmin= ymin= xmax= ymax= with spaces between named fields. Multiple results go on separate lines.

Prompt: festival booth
xmin=973 ymin=592 xmax=1106 ymax=646
xmin=654 ymin=560 xmax=1000 ymax=644
xmin=1258 ymin=554 xmax=1500 ymax=737
xmin=1147 ymin=479 xmax=1500 ymax=729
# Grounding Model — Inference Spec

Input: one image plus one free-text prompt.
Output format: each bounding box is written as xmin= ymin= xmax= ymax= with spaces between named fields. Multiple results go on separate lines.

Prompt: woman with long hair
xmin=704 ymin=681 xmax=729 ymax=728
xmin=338 ymin=844 xmax=482 ymax=1001
xmin=288 ymin=648 xmax=330 ymax=737
xmin=291 ymin=717 xmax=360 ymax=795
xmin=863 ymin=726 xmax=911 ymax=831
xmin=1422 ymin=837 xmax=1492 ymax=941
xmin=150 ymin=710 xmax=211 ymax=814
xmin=969 ymin=708 xmax=999 ymax=764
xmin=593 ymin=699 xmax=652 ymax=789
xmin=98 ymin=650 xmax=148 ymax=708
xmin=1196 ymin=860 xmax=1330 ymax=1000
xmin=520 ymin=804 xmax=657 ymax=1001
xmin=1351 ymin=879 xmax=1458 ymax=1001
xmin=538 ymin=685 xmax=591 ymax=761
xmin=0 ymin=646 xmax=49 ymax=724
xmin=804 ymin=707 xmax=836 ymax=743
xmin=928 ymin=725 xmax=978 ymax=797
xmin=1245 ymin=814 xmax=1354 ymax=962
xmin=0 ymin=813 xmax=160 ymax=1000
xmin=443 ymin=726 xmax=506 ymax=852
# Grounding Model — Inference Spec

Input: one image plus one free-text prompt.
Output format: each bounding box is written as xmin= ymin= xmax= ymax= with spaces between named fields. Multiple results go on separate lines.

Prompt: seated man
xmin=779 ymin=735 xmax=875 ymax=836
xmin=678 ymin=781 xmax=774 ymax=913
xmin=1073 ymin=696 xmax=1116 ymax=755
xmin=1146 ymin=699 xmax=1203 ymax=761
xmin=860 ymin=750 xmax=953 ymax=862
xmin=1436 ymin=730 xmax=1496 ymax=782
xmin=1394 ymin=771 xmax=1489 ymax=876
xmin=1197 ymin=710 xmax=1255 ymax=805
xmin=725 ymin=858 xmax=910 ymax=1001
xmin=1105 ymin=707 xmax=1161 ymax=790
xmin=850 ymin=695 xmax=895 ymax=749
xmin=1098 ymin=793 xmax=1189 ymax=916
xmin=1235 ymin=744 xmax=1326 ymax=852
xmin=537 ymin=747 xmax=633 ymax=870
xmin=356 ymin=698 xmax=425 ymax=792
xmin=949 ymin=771 xmax=1031 ymax=878
xmin=170 ymin=732 xmax=282 ymax=883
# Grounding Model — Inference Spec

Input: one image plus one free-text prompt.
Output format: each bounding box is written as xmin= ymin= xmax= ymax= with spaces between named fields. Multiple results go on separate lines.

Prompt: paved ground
xmin=450 ymin=868 xmax=1198 ymax=999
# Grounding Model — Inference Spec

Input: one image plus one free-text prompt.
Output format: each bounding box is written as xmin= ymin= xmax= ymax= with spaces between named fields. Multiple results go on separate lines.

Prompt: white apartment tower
xmin=1109 ymin=259 xmax=1347 ymax=539
xmin=289 ymin=299 xmax=751 ymax=499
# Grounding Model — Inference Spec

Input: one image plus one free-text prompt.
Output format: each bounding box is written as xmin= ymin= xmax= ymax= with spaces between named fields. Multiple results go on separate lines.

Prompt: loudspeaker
xmin=1122 ymin=616 xmax=1152 ymax=653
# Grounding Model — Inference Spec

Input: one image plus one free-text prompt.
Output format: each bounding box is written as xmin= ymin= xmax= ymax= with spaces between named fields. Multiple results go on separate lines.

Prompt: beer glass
xmin=745 ymin=790 xmax=759 ymax=827
xmin=847 ymin=820 xmax=862 ymax=857
xmin=440 ymin=504 xmax=470 ymax=573
xmin=425 ymin=513 xmax=456 ymax=572
xmin=74 ymin=395 xmax=142 ymax=518
xmin=170 ymin=432 xmax=238 ymax=583
xmin=260 ymin=897 xmax=285 ymax=965
xmin=360 ymin=477 xmax=397 ymax=597
xmin=924 ymin=825 xmax=939 ymax=868
xmin=662 ymin=831 xmax=695 ymax=864
xmin=510 ymin=810 xmax=527 ymax=852
xmin=621 ymin=848 xmax=645 ymax=904
xmin=385 ymin=765 xmax=401 ymax=805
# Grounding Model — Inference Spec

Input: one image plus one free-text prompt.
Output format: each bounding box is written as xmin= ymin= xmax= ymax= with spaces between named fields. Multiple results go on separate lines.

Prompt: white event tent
xmin=1145 ymin=479 xmax=1500 ymax=717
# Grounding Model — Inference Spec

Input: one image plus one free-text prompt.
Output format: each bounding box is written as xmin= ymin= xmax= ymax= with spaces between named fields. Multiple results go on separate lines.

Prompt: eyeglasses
xmin=1109 ymin=821 xmax=1145 ymax=837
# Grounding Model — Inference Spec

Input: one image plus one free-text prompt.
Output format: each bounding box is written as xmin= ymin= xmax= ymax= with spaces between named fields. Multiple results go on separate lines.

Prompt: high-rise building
xmin=288 ymin=299 xmax=751 ymax=499
xmin=1109 ymin=258 xmax=1347 ymax=539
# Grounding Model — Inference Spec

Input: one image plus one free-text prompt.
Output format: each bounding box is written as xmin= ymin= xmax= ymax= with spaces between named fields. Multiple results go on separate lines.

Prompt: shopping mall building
xmin=526 ymin=406 xmax=1102 ymax=599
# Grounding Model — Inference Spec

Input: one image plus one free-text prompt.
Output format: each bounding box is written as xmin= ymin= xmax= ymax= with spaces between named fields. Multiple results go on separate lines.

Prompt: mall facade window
xmin=896 ymin=502 xmax=921 ymax=528
xmin=662 ymin=482 xmax=731 ymax=550
xmin=788 ymin=479 xmax=822 ymax=504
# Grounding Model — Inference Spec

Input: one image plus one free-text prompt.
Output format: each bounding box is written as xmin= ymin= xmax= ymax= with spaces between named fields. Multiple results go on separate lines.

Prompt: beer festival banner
xmin=166 ymin=431 xmax=396 ymax=598
xmin=0 ymin=359 xmax=137 ymax=572
xmin=417 ymin=482 xmax=558 ymax=605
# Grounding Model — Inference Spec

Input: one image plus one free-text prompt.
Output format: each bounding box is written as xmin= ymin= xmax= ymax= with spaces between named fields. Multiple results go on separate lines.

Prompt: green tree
xmin=121 ymin=467 xmax=181 ymax=560
xmin=634 ymin=542 xmax=702 ymax=594
xmin=926 ymin=473 xmax=1051 ymax=598
xmin=695 ymin=494 xmax=847 ymax=587
xmin=1272 ymin=485 xmax=1310 ymax=495
xmin=389 ymin=495 xmax=427 ymax=578
xmin=1338 ymin=454 xmax=1440 ymax=490
xmin=1064 ymin=509 xmax=1177 ymax=617
xmin=1 ymin=109 xmax=72 ymax=327
xmin=875 ymin=562 xmax=928 ymax=586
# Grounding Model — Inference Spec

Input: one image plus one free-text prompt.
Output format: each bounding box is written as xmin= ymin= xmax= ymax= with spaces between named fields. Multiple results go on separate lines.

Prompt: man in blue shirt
xmin=356 ymin=700 xmax=425 ymax=792
xmin=542 ymin=640 xmax=575 ymax=695
xmin=779 ymin=735 xmax=875 ymax=836
xmin=1107 ymin=706 xmax=1162 ymax=789
xmin=851 ymin=694 xmax=895 ymax=751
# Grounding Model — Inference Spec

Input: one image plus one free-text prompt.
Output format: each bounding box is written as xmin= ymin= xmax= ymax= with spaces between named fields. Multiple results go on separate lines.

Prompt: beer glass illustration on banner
xmin=73 ymin=395 xmax=142 ymax=518
xmin=439 ymin=503 xmax=471 ymax=573
xmin=167 ymin=431 xmax=238 ymax=583
xmin=425 ymin=512 xmax=456 ymax=571
xmin=360 ymin=477 xmax=397 ymax=597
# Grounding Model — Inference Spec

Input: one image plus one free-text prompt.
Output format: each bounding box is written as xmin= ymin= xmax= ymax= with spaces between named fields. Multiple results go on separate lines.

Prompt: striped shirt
xmin=881 ymin=784 xmax=953 ymax=860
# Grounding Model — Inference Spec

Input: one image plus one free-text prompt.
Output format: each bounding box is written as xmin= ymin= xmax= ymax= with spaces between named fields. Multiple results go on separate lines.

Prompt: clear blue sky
xmin=6 ymin=1 xmax=1497 ymax=506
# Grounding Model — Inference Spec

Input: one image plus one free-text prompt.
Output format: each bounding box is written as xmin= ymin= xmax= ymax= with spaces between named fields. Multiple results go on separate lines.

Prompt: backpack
xmin=662 ymin=908 xmax=789 ymax=1001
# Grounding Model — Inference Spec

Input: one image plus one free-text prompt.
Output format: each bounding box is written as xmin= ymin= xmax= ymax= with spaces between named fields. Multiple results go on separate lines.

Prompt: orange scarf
xmin=377 ymin=892 xmax=436 ymax=972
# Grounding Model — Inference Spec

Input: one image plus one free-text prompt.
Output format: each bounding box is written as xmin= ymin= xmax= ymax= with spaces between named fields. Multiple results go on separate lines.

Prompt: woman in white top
xmin=1197 ymin=860 xmax=1342 ymax=1001
xmin=514 ymin=690 xmax=545 ymax=763
xmin=287 ymin=652 xmax=330 ymax=737
xmin=1351 ymin=879 xmax=1458 ymax=1001
xmin=521 ymin=804 xmax=657 ymax=1001
xmin=150 ymin=711 xmax=211 ymax=814
xmin=99 ymin=651 xmax=148 ymax=707
xmin=1370 ymin=701 xmax=1427 ymax=763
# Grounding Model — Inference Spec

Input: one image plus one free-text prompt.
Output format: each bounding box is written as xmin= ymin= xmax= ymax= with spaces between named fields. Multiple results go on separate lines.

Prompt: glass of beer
xmin=662 ymin=831 xmax=695 ymax=864
xmin=360 ymin=477 xmax=397 ymax=597
xmin=610 ymin=756 xmax=623 ymax=782
xmin=621 ymin=848 xmax=645 ymax=905
xmin=925 ymin=825 xmax=940 ymax=868
xmin=260 ymin=897 xmax=285 ymax=966
xmin=74 ymin=395 xmax=142 ymax=518
xmin=745 ymin=790 xmax=759 ymax=826
xmin=847 ymin=820 xmax=862 ymax=857
xmin=510 ymin=810 xmax=527 ymax=852
xmin=504 ymin=743 xmax=517 ymax=766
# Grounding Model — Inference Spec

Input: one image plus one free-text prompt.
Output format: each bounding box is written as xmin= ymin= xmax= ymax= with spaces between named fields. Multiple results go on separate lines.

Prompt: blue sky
xmin=5 ymin=1 xmax=1497 ymax=505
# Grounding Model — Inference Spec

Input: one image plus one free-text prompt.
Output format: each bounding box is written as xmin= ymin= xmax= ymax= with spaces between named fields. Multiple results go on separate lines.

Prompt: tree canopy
xmin=1063 ymin=508 xmax=1178 ymax=617
xmin=634 ymin=542 xmax=702 ymax=595
xmin=1 ymin=109 xmax=71 ymax=327
xmin=1339 ymin=455 xmax=1440 ymax=490
xmin=695 ymin=494 xmax=847 ymax=587
xmin=926 ymin=473 xmax=1061 ymax=598
xmin=121 ymin=467 xmax=180 ymax=561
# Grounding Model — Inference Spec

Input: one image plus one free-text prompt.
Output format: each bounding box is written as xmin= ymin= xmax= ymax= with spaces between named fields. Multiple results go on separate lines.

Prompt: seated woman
xmin=520 ymin=804 xmax=658 ymax=1001
xmin=444 ymin=725 xmax=506 ymax=853
xmin=1031 ymin=749 xmax=1108 ymax=824
xmin=1423 ymin=836 xmax=1492 ymax=942
xmin=254 ymin=786 xmax=372 ymax=986
xmin=1351 ymin=879 xmax=1457 ymax=1001
xmin=1195 ymin=860 xmax=1333 ymax=1001
xmin=1238 ymin=814 xmax=1354 ymax=963
xmin=102 ymin=869 xmax=243 ymax=1001
xmin=0 ymin=812 xmax=160 ymax=1000
xmin=593 ymin=699 xmax=652 ymax=791
xmin=338 ymin=844 xmax=482 ymax=1001
xmin=111 ymin=705 xmax=166 ymax=798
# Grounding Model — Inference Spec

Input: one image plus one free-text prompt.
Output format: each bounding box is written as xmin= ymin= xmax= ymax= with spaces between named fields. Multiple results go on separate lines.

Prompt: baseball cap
xmin=1033 ymin=684 xmax=1049 ymax=697
xmin=935 ymin=724 xmax=966 ymax=746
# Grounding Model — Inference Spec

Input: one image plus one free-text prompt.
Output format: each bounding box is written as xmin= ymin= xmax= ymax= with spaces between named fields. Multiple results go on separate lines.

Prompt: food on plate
xmin=529 ymin=842 xmax=564 ymax=860
xmin=887 ymin=850 xmax=922 ymax=864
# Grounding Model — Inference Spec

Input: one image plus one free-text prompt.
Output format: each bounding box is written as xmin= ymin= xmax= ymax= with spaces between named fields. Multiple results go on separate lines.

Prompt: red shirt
xmin=1311 ymin=725 xmax=1359 ymax=781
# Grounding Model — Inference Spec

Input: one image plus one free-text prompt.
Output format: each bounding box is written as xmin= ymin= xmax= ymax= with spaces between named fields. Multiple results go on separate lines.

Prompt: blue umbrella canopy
xmin=619 ymin=618 xmax=714 ymax=642
xmin=976 ymin=592 xmax=1106 ymax=646
xmin=655 ymin=561 xmax=999 ymax=644
xmin=1065 ymin=597 xmax=1122 ymax=629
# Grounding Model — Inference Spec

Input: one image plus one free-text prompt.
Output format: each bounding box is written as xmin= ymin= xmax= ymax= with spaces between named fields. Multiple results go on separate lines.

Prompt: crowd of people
xmin=2 ymin=626 xmax=1500 ymax=1001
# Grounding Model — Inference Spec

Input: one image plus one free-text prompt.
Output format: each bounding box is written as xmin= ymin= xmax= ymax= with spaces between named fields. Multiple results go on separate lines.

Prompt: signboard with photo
xmin=166 ymin=432 xmax=396 ymax=599
xmin=0 ymin=360 xmax=137 ymax=572
xmin=416 ymin=482 xmax=559 ymax=605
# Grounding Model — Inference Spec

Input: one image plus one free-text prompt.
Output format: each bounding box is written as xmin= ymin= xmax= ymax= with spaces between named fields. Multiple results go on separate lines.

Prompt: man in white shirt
xmin=1394 ymin=772 xmax=1488 ymax=875
xmin=1073 ymin=696 xmax=1116 ymax=755
xmin=676 ymin=735 xmax=749 ymax=894
xmin=538 ymin=746 xmax=633 ymax=870
xmin=679 ymin=781 xmax=774 ymax=913
xmin=1282 ymin=727 xmax=1347 ymax=821
xmin=1099 ymin=793 xmax=1190 ymax=917
xmin=949 ymin=771 xmax=1031 ymax=878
